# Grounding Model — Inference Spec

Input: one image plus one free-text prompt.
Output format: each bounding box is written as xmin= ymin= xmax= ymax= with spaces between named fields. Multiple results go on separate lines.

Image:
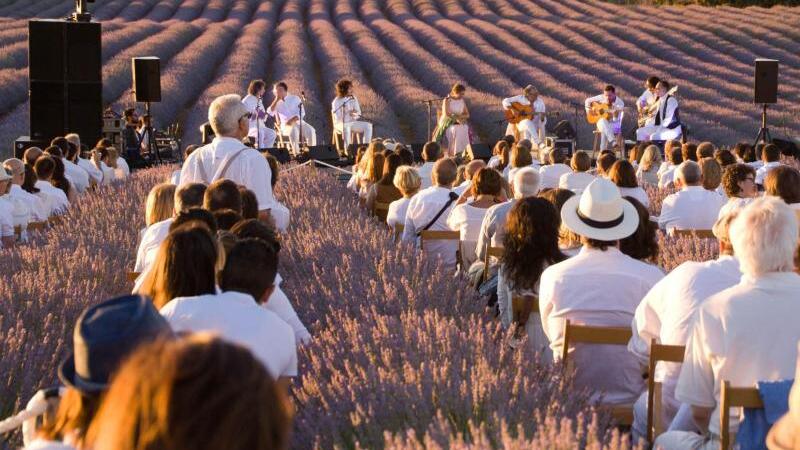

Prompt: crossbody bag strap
xmin=417 ymin=192 xmax=459 ymax=237
xmin=212 ymin=146 xmax=249 ymax=182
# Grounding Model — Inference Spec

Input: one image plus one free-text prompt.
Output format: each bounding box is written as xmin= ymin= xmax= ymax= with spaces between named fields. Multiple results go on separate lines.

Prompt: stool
xmin=592 ymin=130 xmax=602 ymax=158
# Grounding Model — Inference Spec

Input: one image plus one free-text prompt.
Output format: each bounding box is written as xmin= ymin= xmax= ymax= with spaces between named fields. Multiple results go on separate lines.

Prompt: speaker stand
xmin=145 ymin=102 xmax=162 ymax=164
xmin=754 ymin=103 xmax=772 ymax=146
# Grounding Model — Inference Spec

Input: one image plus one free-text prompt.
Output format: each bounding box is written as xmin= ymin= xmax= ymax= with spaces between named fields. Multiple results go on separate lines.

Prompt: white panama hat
xmin=560 ymin=177 xmax=640 ymax=241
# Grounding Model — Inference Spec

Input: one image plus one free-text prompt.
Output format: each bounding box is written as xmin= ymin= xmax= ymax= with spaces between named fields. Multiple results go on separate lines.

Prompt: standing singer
xmin=242 ymin=79 xmax=276 ymax=148
xmin=437 ymin=83 xmax=471 ymax=156
xmin=267 ymin=81 xmax=317 ymax=153
xmin=331 ymin=79 xmax=372 ymax=148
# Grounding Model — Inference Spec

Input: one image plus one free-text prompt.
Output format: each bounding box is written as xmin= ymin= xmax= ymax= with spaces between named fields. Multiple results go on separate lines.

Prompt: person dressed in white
xmin=539 ymin=148 xmax=572 ymax=189
xmin=636 ymin=80 xmax=682 ymax=142
xmin=66 ymin=134 xmax=103 ymax=187
xmin=180 ymin=94 xmax=278 ymax=224
xmin=241 ymin=79 xmax=277 ymax=149
xmin=658 ymin=161 xmax=726 ymax=232
xmin=718 ymin=163 xmax=756 ymax=220
xmin=438 ymin=83 xmax=471 ymax=156
xmin=416 ymin=142 xmax=441 ymax=190
xmin=386 ymin=166 xmax=421 ymax=229
xmin=453 ymin=160 xmax=484 ymax=196
xmin=502 ymin=85 xmax=546 ymax=146
xmin=331 ymin=79 xmax=372 ymax=149
xmin=61 ymin=153 xmax=89 ymax=194
xmin=267 ymin=81 xmax=316 ymax=154
xmin=160 ymin=238 xmax=297 ymax=381
xmin=402 ymin=158 xmax=460 ymax=267
xmin=3 ymin=159 xmax=49 ymax=221
xmin=636 ymin=76 xmax=660 ymax=128
xmin=754 ymin=143 xmax=782 ymax=186
xmin=628 ymin=209 xmax=743 ymax=444
xmin=585 ymin=85 xmax=625 ymax=152
xmin=0 ymin=168 xmax=16 ymax=248
xmin=33 ymin=156 xmax=69 ymax=215
xmin=539 ymin=178 xmax=664 ymax=405
xmin=655 ymin=197 xmax=800 ymax=450
xmin=559 ymin=150 xmax=596 ymax=194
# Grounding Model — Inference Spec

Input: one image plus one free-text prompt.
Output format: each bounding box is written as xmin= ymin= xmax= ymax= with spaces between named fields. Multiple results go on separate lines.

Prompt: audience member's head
xmin=238 ymin=187 xmax=259 ymax=220
xmin=676 ymin=160 xmax=702 ymax=187
xmin=220 ymin=238 xmax=278 ymax=304
xmin=34 ymin=155 xmax=56 ymax=182
xmin=765 ymin=166 xmax=800 ymax=205
xmin=264 ymin=154 xmax=280 ymax=188
xmin=696 ymin=142 xmax=715 ymax=160
xmin=681 ymin=143 xmax=698 ymax=162
xmin=145 ymin=183 xmax=177 ymax=227
xmin=730 ymin=197 xmax=798 ymax=276
xmin=512 ymin=167 xmax=540 ymax=199
xmin=3 ymin=158 xmax=25 ymax=186
xmin=713 ymin=207 xmax=741 ymax=256
xmin=733 ymin=142 xmax=750 ymax=161
xmin=597 ymin=152 xmax=618 ymax=177
xmin=213 ymin=209 xmax=243 ymax=231
xmin=510 ymin=144 xmax=532 ymax=169
xmin=65 ymin=133 xmax=80 ymax=150
xmin=639 ymin=145 xmax=662 ymax=172
xmin=464 ymin=159 xmax=485 ymax=182
xmin=668 ymin=147 xmax=683 ymax=166
xmin=395 ymin=145 xmax=414 ymax=166
xmin=715 ymin=149 xmax=737 ymax=168
xmin=548 ymin=148 xmax=567 ymax=165
xmin=570 ymin=151 xmax=591 ymax=173
xmin=170 ymin=208 xmax=218 ymax=235
xmin=44 ymin=145 xmax=63 ymax=159
xmin=699 ymin=157 xmax=722 ymax=191
xmin=393 ymin=166 xmax=422 ymax=198
xmin=208 ymin=94 xmax=249 ymax=138
xmin=174 ymin=183 xmax=207 ymax=213
xmin=560 ymin=178 xmax=640 ymax=250
xmin=721 ymin=163 xmax=757 ymax=199
xmin=24 ymin=147 xmax=43 ymax=167
xmin=472 ymin=168 xmax=504 ymax=198
xmin=50 ymin=137 xmax=70 ymax=157
xmin=539 ymin=188 xmax=581 ymax=250
xmin=379 ymin=153 xmax=403 ymax=186
xmin=364 ymin=151 xmax=385 ymax=185
xmin=432 ymin=158 xmax=457 ymax=188
xmin=608 ymin=160 xmax=638 ymax=188
xmin=763 ymin=143 xmax=781 ymax=163
xmin=22 ymin=164 xmax=39 ymax=193
xmin=619 ymin=196 xmax=658 ymax=262
xmin=204 ymin=179 xmax=242 ymax=214
xmin=87 ymin=334 xmax=291 ymax=450
xmin=422 ymin=142 xmax=441 ymax=163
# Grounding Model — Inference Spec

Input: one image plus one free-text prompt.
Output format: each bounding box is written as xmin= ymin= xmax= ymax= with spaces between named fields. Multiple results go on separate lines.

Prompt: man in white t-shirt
xmin=655 ymin=197 xmax=800 ymax=449
xmin=66 ymin=133 xmax=104 ymax=186
xmin=160 ymin=238 xmax=297 ymax=384
xmin=658 ymin=161 xmax=725 ymax=232
xmin=266 ymin=81 xmax=316 ymax=153
xmin=754 ymin=143 xmax=782 ymax=186
xmin=180 ymin=94 xmax=277 ymax=225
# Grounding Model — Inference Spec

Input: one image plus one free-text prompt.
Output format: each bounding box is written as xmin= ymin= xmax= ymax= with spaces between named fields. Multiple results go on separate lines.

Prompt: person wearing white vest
xmin=180 ymin=94 xmax=277 ymax=224
xmin=241 ymin=79 xmax=276 ymax=149
xmin=636 ymin=80 xmax=683 ymax=142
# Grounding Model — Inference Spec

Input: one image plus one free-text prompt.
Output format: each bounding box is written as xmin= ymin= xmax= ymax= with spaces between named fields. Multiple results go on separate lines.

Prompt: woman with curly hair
xmin=497 ymin=197 xmax=567 ymax=353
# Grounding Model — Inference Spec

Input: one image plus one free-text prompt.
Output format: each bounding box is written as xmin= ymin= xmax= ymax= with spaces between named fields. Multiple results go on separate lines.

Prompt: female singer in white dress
xmin=440 ymin=83 xmax=470 ymax=157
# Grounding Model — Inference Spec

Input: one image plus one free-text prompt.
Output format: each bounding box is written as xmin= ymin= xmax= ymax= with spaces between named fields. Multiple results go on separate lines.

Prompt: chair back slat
xmin=647 ymin=340 xmax=686 ymax=442
xmin=720 ymin=380 xmax=764 ymax=450
xmin=373 ymin=201 xmax=391 ymax=219
xmin=126 ymin=272 xmax=141 ymax=282
xmin=481 ymin=245 xmax=504 ymax=282
xmin=673 ymin=229 xmax=715 ymax=239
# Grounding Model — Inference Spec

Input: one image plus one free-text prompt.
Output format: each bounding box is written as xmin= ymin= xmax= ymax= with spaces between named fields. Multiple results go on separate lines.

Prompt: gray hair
xmin=513 ymin=167 xmax=540 ymax=199
xmin=676 ymin=160 xmax=701 ymax=185
xmin=2 ymin=158 xmax=24 ymax=177
xmin=208 ymin=94 xmax=248 ymax=137
xmin=65 ymin=133 xmax=80 ymax=149
xmin=464 ymin=160 xmax=485 ymax=180
xmin=730 ymin=196 xmax=798 ymax=276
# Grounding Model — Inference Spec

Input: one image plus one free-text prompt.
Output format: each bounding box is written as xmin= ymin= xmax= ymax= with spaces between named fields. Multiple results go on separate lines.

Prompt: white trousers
xmin=445 ymin=123 xmax=470 ymax=156
xmin=596 ymin=118 xmax=621 ymax=150
xmin=637 ymin=125 xmax=682 ymax=142
xmin=249 ymin=124 xmax=276 ymax=148
xmin=505 ymin=118 xmax=545 ymax=145
xmin=340 ymin=121 xmax=373 ymax=147
xmin=632 ymin=390 xmax=696 ymax=445
xmin=654 ymin=431 xmax=719 ymax=450
xmin=281 ymin=121 xmax=317 ymax=152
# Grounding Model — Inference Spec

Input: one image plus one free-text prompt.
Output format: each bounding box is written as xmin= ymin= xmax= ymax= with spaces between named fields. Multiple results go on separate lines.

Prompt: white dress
xmin=442 ymin=98 xmax=469 ymax=156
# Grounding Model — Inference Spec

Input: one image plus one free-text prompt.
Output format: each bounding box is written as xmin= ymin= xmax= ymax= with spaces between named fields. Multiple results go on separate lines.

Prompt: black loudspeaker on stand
xmin=754 ymin=58 xmax=778 ymax=146
xmin=28 ymin=19 xmax=102 ymax=145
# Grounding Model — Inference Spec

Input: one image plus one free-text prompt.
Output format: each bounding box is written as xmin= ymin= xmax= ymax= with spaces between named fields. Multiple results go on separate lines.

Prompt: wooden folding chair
xmin=720 ymin=380 xmax=764 ymax=450
xmin=562 ymin=320 xmax=635 ymax=425
xmin=126 ymin=272 xmax=141 ymax=282
xmin=372 ymin=201 xmax=391 ymax=221
xmin=646 ymin=340 xmax=686 ymax=442
xmin=27 ymin=221 xmax=47 ymax=232
xmin=673 ymin=229 xmax=715 ymax=239
xmin=419 ymin=230 xmax=461 ymax=266
xmin=481 ymin=245 xmax=504 ymax=283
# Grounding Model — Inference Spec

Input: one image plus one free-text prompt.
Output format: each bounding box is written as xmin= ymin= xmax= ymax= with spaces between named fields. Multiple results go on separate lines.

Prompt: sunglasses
xmin=240 ymin=112 xmax=252 ymax=121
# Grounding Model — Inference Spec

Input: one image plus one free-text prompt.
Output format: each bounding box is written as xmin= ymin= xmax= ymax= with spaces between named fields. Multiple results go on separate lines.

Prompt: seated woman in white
xmin=559 ymin=150 xmax=595 ymax=194
xmin=387 ymin=166 xmax=422 ymax=229
xmin=446 ymin=167 xmax=506 ymax=268
xmin=437 ymin=83 xmax=470 ymax=157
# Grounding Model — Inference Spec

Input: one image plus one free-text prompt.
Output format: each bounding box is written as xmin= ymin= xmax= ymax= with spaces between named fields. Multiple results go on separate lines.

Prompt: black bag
xmin=416 ymin=192 xmax=459 ymax=237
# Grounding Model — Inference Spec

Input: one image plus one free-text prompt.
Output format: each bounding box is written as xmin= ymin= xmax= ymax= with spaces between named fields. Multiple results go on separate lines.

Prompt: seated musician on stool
xmin=331 ymin=79 xmax=372 ymax=149
xmin=502 ymin=85 xmax=546 ymax=147
xmin=637 ymin=76 xmax=660 ymax=128
xmin=242 ymin=79 xmax=277 ymax=149
xmin=636 ymin=80 xmax=682 ymax=142
xmin=267 ymin=81 xmax=317 ymax=154
xmin=585 ymin=85 xmax=624 ymax=153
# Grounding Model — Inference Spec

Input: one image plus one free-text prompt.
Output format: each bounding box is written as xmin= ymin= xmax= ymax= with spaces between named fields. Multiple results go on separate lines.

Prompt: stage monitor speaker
xmin=307 ymin=145 xmax=339 ymax=161
xmin=754 ymin=58 xmax=778 ymax=104
xmin=14 ymin=136 xmax=49 ymax=159
xmin=132 ymin=57 xmax=161 ymax=103
xmin=261 ymin=147 xmax=292 ymax=164
xmin=552 ymin=119 xmax=576 ymax=140
xmin=545 ymin=137 xmax=575 ymax=157
xmin=409 ymin=143 xmax=425 ymax=163
xmin=465 ymin=143 xmax=491 ymax=162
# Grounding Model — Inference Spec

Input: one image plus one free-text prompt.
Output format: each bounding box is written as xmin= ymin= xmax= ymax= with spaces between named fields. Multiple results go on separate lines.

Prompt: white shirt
xmin=658 ymin=186 xmax=726 ymax=231
xmin=539 ymin=163 xmax=572 ymax=189
xmin=160 ymin=291 xmax=298 ymax=378
xmin=263 ymin=273 xmax=311 ymax=344
xmin=539 ymin=246 xmax=664 ymax=404
xmin=475 ymin=200 xmax=514 ymax=263
xmin=242 ymin=94 xmax=265 ymax=132
xmin=717 ymin=196 xmax=752 ymax=220
xmin=401 ymin=186 xmax=458 ymax=267
xmin=507 ymin=163 xmax=539 ymax=183
xmin=655 ymin=96 xmax=679 ymax=128
xmin=180 ymin=137 xmax=276 ymax=211
xmin=270 ymin=201 xmax=290 ymax=232
xmin=755 ymin=160 xmax=782 ymax=185
xmin=331 ymin=96 xmax=362 ymax=129
xmin=447 ymin=202 xmax=491 ymax=267
xmin=170 ymin=169 xmax=181 ymax=185
xmin=0 ymin=197 xmax=14 ymax=240
xmin=559 ymin=171 xmax=595 ymax=194
xmin=658 ymin=166 xmax=676 ymax=189
xmin=618 ymin=186 xmax=650 ymax=208
xmin=8 ymin=184 xmax=48 ymax=221
xmin=134 ymin=218 xmax=173 ymax=273
xmin=501 ymin=95 xmax=545 ymax=117
xmin=675 ymin=272 xmax=800 ymax=435
xmin=637 ymin=89 xmax=656 ymax=109
xmin=747 ymin=160 xmax=764 ymax=171
xmin=62 ymin=159 xmax=89 ymax=193
xmin=452 ymin=180 xmax=471 ymax=196
xmin=267 ymin=94 xmax=304 ymax=125
xmin=487 ymin=155 xmax=501 ymax=169
xmin=387 ymin=197 xmax=412 ymax=228
xmin=416 ymin=162 xmax=436 ymax=189
xmin=98 ymin=161 xmax=115 ymax=185
xmin=628 ymin=256 xmax=740 ymax=415
xmin=584 ymin=94 xmax=625 ymax=124
xmin=34 ymin=180 xmax=69 ymax=215
xmin=77 ymin=158 xmax=103 ymax=185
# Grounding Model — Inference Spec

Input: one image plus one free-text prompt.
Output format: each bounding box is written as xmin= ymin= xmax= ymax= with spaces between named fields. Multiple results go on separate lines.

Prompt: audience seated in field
xmin=538 ymin=148 xmax=571 ymax=189
xmin=358 ymin=147 xmax=384 ymax=206
xmin=559 ymin=150 xmax=595 ymax=194
xmin=658 ymin=161 xmax=725 ymax=232
xmin=33 ymin=156 xmax=70 ymax=215
xmin=699 ymin=157 xmax=722 ymax=195
xmin=539 ymin=178 xmax=663 ymax=405
xmin=755 ymin=143 xmax=782 ymax=186
xmin=659 ymin=147 xmax=683 ymax=189
xmin=656 ymin=197 xmax=800 ymax=449
xmin=3 ymin=158 xmax=49 ymax=222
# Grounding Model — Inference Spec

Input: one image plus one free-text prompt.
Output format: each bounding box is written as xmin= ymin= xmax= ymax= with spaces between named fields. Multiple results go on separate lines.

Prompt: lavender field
xmin=1 ymin=0 xmax=800 ymax=157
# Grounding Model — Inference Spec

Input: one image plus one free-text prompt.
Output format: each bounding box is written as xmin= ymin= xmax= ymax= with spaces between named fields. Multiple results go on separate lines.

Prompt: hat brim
xmin=561 ymin=195 xmax=640 ymax=241
xmin=766 ymin=414 xmax=798 ymax=450
xmin=58 ymin=354 xmax=107 ymax=394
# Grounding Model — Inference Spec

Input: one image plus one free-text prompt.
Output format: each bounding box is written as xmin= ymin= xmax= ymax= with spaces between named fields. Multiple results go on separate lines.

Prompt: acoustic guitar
xmin=586 ymin=102 xmax=624 ymax=124
xmin=637 ymin=85 xmax=679 ymax=127
xmin=504 ymin=102 xmax=549 ymax=124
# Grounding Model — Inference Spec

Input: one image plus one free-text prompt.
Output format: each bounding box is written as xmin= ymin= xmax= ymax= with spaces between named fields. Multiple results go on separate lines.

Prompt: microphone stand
xmin=255 ymin=96 xmax=263 ymax=149
xmin=421 ymin=98 xmax=445 ymax=141
xmin=297 ymin=92 xmax=306 ymax=154
xmin=569 ymin=101 xmax=581 ymax=149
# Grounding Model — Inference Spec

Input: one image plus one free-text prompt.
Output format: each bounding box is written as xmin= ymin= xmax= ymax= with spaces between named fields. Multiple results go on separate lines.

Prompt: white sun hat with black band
xmin=561 ymin=177 xmax=640 ymax=241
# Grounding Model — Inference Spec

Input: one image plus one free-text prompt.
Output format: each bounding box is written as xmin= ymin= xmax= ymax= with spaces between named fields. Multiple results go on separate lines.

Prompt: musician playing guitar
xmin=637 ymin=76 xmax=660 ymax=128
xmin=242 ymin=79 xmax=277 ymax=148
xmin=585 ymin=85 xmax=625 ymax=152
xmin=502 ymin=85 xmax=546 ymax=146
xmin=635 ymin=80 xmax=682 ymax=142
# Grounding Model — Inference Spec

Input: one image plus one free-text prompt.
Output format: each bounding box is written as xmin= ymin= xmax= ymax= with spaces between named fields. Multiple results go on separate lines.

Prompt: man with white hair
xmin=475 ymin=167 xmax=540 ymax=269
xmin=180 ymin=94 xmax=277 ymax=223
xmin=453 ymin=159 xmax=485 ymax=196
xmin=628 ymin=208 xmax=743 ymax=444
xmin=658 ymin=161 xmax=725 ymax=232
xmin=2 ymin=158 xmax=49 ymax=221
xmin=65 ymin=133 xmax=103 ymax=186
xmin=655 ymin=197 xmax=800 ymax=450
xmin=539 ymin=178 xmax=664 ymax=405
